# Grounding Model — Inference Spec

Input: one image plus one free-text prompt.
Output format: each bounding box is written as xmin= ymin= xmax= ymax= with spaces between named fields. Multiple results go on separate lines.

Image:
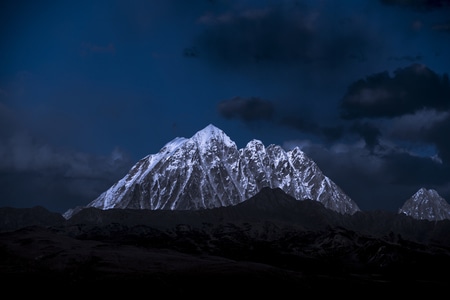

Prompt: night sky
xmin=2 ymin=0 xmax=450 ymax=214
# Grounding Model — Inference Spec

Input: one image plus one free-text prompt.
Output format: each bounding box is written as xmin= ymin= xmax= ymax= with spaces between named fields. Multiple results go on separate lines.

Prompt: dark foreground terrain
xmin=2 ymin=188 xmax=450 ymax=296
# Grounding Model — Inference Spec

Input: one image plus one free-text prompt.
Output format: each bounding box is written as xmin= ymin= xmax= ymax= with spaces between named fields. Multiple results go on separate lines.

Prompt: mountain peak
xmin=191 ymin=124 xmax=236 ymax=149
xmin=64 ymin=124 xmax=360 ymax=219
xmin=399 ymin=188 xmax=450 ymax=221
xmin=195 ymin=123 xmax=222 ymax=137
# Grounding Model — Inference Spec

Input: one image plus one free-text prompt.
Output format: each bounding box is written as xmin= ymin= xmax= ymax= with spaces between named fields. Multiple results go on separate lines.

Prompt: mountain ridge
xmin=2 ymin=186 xmax=450 ymax=295
xmin=63 ymin=124 xmax=360 ymax=219
xmin=4 ymin=187 xmax=450 ymax=246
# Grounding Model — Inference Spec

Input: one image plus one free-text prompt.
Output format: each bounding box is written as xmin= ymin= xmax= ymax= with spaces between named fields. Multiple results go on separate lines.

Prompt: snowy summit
xmin=399 ymin=188 xmax=450 ymax=221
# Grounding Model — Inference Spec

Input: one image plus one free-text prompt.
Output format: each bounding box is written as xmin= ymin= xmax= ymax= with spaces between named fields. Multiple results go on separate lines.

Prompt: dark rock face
xmin=1 ymin=188 xmax=450 ymax=296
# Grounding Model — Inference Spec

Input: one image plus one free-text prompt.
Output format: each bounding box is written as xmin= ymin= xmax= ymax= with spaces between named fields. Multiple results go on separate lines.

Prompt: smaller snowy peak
xmin=399 ymin=188 xmax=450 ymax=221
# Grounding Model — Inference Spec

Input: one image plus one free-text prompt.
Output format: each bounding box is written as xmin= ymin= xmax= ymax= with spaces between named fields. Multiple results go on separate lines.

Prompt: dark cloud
xmin=217 ymin=95 xmax=347 ymax=143
xmin=279 ymin=114 xmax=383 ymax=153
xmin=0 ymin=170 xmax=116 ymax=213
xmin=340 ymin=64 xmax=450 ymax=119
xmin=387 ymin=109 xmax=447 ymax=142
xmin=425 ymin=114 xmax=450 ymax=162
xmin=0 ymin=130 xmax=129 ymax=179
xmin=0 ymin=101 xmax=132 ymax=213
xmin=380 ymin=151 xmax=449 ymax=186
xmin=196 ymin=8 xmax=313 ymax=65
xmin=0 ymin=132 xmax=132 ymax=212
xmin=287 ymin=142 xmax=403 ymax=212
xmin=194 ymin=4 xmax=374 ymax=69
xmin=287 ymin=137 xmax=450 ymax=212
xmin=111 ymin=0 xmax=225 ymax=43
xmin=349 ymin=122 xmax=381 ymax=152
xmin=217 ymin=96 xmax=274 ymax=121
xmin=340 ymin=64 xmax=450 ymax=164
xmin=380 ymin=0 xmax=450 ymax=11
xmin=279 ymin=115 xmax=345 ymax=142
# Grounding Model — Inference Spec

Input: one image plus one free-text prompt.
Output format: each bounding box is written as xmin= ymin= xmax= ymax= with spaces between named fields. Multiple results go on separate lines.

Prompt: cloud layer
xmin=0 ymin=100 xmax=132 ymax=212
xmin=216 ymin=62 xmax=450 ymax=210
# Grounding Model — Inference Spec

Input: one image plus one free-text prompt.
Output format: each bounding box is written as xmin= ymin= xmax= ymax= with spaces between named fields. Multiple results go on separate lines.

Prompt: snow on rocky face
xmin=64 ymin=124 xmax=360 ymax=218
xmin=399 ymin=188 xmax=450 ymax=221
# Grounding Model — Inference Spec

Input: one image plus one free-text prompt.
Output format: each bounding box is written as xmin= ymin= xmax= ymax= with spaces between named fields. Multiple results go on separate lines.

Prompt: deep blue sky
xmin=2 ymin=0 xmax=450 ymax=213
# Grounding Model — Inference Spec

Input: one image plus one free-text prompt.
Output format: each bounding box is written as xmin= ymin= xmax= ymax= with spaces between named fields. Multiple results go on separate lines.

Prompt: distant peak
xmin=400 ymin=187 xmax=450 ymax=221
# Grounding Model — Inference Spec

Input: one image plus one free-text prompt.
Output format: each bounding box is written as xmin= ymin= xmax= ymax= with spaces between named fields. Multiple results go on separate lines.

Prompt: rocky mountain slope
xmin=399 ymin=188 xmax=450 ymax=221
xmin=64 ymin=124 xmax=359 ymax=219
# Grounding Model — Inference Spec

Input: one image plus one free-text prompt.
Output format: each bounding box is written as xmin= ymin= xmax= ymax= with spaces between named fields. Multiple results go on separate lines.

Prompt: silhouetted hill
xmin=1 ymin=188 xmax=450 ymax=296
xmin=0 ymin=206 xmax=65 ymax=231
xmin=62 ymin=187 xmax=450 ymax=246
xmin=2 ymin=188 xmax=450 ymax=245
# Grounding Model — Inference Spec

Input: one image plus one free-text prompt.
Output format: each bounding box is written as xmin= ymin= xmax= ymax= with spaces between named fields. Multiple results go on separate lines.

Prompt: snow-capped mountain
xmin=399 ymin=188 xmax=450 ymax=221
xmin=63 ymin=124 xmax=360 ymax=219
